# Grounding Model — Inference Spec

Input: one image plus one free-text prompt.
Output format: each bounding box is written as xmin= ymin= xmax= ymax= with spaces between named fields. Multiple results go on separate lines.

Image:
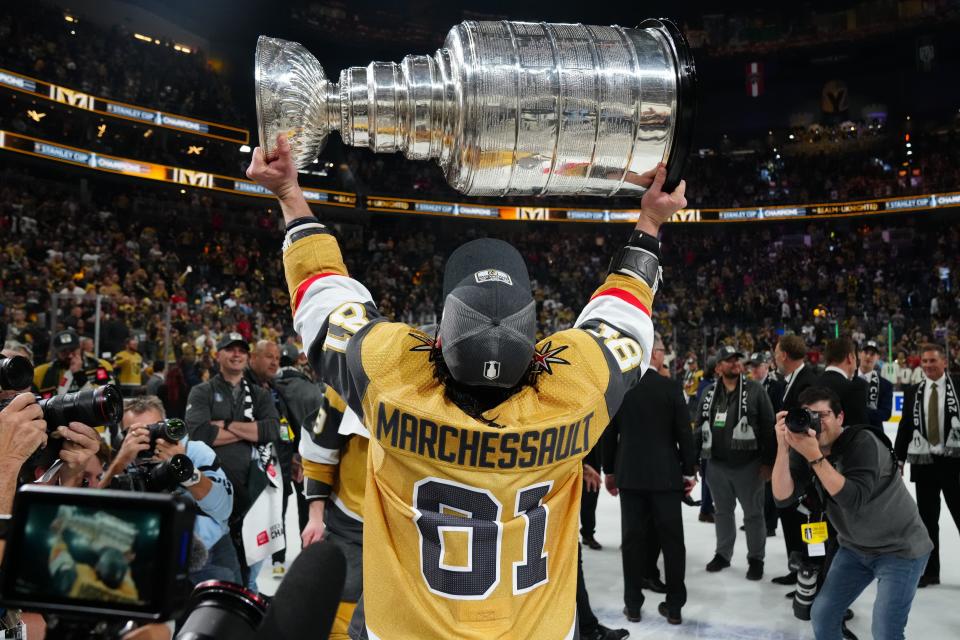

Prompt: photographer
xmin=101 ymin=396 xmax=239 ymax=585
xmin=772 ymin=387 xmax=932 ymax=640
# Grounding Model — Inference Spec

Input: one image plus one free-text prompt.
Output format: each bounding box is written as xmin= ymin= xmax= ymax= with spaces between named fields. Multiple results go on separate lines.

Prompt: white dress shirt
xmin=782 ymin=363 xmax=805 ymax=402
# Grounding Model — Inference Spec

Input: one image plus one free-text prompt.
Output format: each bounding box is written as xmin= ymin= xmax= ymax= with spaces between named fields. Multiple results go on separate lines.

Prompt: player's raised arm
xmin=247 ymin=135 xmax=382 ymax=418
xmin=574 ymin=164 xmax=687 ymax=392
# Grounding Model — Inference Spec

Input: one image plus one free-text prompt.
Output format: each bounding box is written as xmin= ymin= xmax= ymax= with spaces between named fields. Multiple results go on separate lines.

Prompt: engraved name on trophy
xmin=255 ymin=20 xmax=695 ymax=196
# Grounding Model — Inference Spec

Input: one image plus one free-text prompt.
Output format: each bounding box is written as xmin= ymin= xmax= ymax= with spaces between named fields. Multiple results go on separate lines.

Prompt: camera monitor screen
xmin=0 ymin=486 xmax=194 ymax=619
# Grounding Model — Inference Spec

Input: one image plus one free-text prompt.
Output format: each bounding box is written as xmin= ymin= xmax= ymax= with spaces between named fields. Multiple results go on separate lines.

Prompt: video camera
xmin=109 ymin=455 xmax=195 ymax=493
xmin=785 ymin=407 xmax=822 ymax=435
xmin=137 ymin=418 xmax=187 ymax=459
xmin=0 ymin=485 xmax=195 ymax=621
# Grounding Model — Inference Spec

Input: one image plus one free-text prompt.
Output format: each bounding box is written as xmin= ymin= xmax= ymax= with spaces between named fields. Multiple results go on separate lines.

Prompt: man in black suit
xmin=815 ymin=337 xmax=869 ymax=427
xmin=895 ymin=343 xmax=960 ymax=588
xmin=858 ymin=340 xmax=893 ymax=429
xmin=603 ymin=334 xmax=697 ymax=625
xmin=771 ymin=335 xmax=819 ymax=585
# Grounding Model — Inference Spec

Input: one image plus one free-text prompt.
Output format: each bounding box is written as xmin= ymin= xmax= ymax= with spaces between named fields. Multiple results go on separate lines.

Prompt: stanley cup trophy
xmin=255 ymin=19 xmax=695 ymax=197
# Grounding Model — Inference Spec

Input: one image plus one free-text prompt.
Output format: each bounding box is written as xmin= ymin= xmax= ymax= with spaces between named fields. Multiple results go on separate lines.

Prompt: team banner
xmin=0 ymin=130 xmax=355 ymax=206
xmin=367 ymin=192 xmax=960 ymax=223
xmin=2 ymin=129 xmax=958 ymax=223
xmin=0 ymin=67 xmax=249 ymax=144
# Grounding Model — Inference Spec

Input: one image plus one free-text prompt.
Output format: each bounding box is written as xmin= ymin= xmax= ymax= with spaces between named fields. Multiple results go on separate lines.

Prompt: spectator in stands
xmin=114 ymin=335 xmax=143 ymax=396
xmin=32 ymin=329 xmax=114 ymax=397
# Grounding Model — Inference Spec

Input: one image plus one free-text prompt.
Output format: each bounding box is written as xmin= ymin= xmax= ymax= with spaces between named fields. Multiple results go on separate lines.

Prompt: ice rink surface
xmin=261 ymin=474 xmax=960 ymax=638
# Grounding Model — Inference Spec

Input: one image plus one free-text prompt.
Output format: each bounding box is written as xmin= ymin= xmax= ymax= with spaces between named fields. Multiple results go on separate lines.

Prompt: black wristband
xmin=607 ymin=231 xmax=663 ymax=292
xmin=809 ymin=456 xmax=826 ymax=467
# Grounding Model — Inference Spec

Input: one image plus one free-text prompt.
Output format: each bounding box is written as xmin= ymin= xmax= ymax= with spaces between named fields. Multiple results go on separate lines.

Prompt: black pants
xmin=620 ymin=489 xmax=686 ymax=614
xmin=915 ymin=457 xmax=960 ymax=578
xmin=779 ymin=505 xmax=805 ymax=569
xmin=764 ymin=482 xmax=779 ymax=533
xmin=580 ymin=482 xmax=599 ymax=539
xmin=576 ymin=544 xmax=598 ymax=635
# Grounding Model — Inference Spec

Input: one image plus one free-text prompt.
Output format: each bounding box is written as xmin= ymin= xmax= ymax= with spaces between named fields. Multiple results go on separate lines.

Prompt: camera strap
xmin=34 ymin=459 xmax=64 ymax=485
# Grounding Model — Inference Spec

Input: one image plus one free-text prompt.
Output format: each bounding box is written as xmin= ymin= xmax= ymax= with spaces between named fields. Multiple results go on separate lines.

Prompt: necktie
xmin=928 ymin=383 xmax=940 ymax=446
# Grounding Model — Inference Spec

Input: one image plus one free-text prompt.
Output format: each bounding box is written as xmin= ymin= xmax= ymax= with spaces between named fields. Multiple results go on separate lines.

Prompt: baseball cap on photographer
xmin=438 ymin=238 xmax=536 ymax=389
xmin=217 ymin=332 xmax=250 ymax=352
xmin=53 ymin=329 xmax=80 ymax=353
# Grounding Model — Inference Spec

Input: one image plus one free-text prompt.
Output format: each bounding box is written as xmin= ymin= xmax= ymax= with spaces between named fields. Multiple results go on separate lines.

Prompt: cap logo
xmin=474 ymin=269 xmax=513 ymax=286
xmin=229 ymin=332 xmax=242 ymax=341
xmin=483 ymin=360 xmax=501 ymax=381
xmin=59 ymin=334 xmax=72 ymax=344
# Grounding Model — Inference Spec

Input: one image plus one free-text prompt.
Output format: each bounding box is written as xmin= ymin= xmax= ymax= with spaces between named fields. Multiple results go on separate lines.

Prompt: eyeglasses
xmin=814 ymin=410 xmax=834 ymax=419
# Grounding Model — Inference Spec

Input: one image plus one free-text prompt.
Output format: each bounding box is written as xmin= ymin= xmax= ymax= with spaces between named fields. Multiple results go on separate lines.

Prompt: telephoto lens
xmin=147 ymin=454 xmax=195 ymax=492
xmin=0 ymin=355 xmax=33 ymax=391
xmin=38 ymin=384 xmax=123 ymax=430
xmin=784 ymin=408 xmax=821 ymax=435
xmin=175 ymin=581 xmax=268 ymax=640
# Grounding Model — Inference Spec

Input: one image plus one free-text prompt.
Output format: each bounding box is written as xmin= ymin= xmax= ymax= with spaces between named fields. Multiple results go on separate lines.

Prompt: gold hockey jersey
xmin=283 ymin=226 xmax=656 ymax=640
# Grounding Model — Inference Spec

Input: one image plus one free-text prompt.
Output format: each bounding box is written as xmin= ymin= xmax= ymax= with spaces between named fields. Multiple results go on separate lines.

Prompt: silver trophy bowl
xmin=255 ymin=19 xmax=695 ymax=196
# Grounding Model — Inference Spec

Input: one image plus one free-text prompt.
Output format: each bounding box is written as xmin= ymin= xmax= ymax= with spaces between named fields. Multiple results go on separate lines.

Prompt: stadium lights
xmin=70 ymin=30 xmax=76 ymax=35
xmin=906 ymin=150 xmax=913 ymax=156
xmin=239 ymin=144 xmax=251 ymax=153
xmin=788 ymin=134 xmax=795 ymax=140
xmin=906 ymin=143 xmax=911 ymax=148
xmin=134 ymin=33 xmax=153 ymax=43
xmin=174 ymin=44 xmax=192 ymax=54
xmin=64 ymin=14 xmax=76 ymax=22
xmin=144 ymin=129 xmax=153 ymax=138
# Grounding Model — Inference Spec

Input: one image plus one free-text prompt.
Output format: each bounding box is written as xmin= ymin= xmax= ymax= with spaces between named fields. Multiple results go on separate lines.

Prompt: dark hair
xmin=798 ymin=386 xmax=843 ymax=416
xmin=823 ymin=337 xmax=855 ymax=366
xmin=152 ymin=359 xmax=166 ymax=373
xmin=430 ymin=344 xmax=534 ymax=428
xmin=778 ymin=335 xmax=806 ymax=361
xmin=919 ymin=343 xmax=946 ymax=358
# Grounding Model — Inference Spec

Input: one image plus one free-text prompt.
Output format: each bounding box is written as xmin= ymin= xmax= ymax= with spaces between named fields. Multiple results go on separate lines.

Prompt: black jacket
xmin=761 ymin=375 xmax=786 ymax=414
xmin=815 ymin=369 xmax=870 ymax=427
xmin=782 ymin=364 xmax=819 ymax=411
xmin=895 ymin=375 xmax=960 ymax=481
xmin=185 ymin=374 xmax=281 ymax=517
xmin=602 ymin=371 xmax=697 ymax=492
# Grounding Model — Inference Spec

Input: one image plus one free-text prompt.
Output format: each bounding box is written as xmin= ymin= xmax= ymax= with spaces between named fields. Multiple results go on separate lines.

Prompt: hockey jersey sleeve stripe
xmin=589 ymin=287 xmax=651 ymax=317
xmin=283 ymin=233 xmax=348 ymax=302
xmin=589 ymin=274 xmax=654 ymax=312
xmin=293 ymin=272 xmax=341 ymax=311
xmin=302 ymin=458 xmax=338 ymax=486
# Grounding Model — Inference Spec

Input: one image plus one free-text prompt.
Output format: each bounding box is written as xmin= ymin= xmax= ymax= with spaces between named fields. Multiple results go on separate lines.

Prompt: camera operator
xmin=100 ymin=396 xmax=239 ymax=585
xmin=772 ymin=387 xmax=932 ymax=640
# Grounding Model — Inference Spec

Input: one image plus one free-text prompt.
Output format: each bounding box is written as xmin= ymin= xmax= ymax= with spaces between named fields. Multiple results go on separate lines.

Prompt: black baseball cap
xmin=52 ymin=329 xmax=80 ymax=353
xmin=747 ymin=352 xmax=764 ymax=365
xmin=863 ymin=340 xmax=881 ymax=353
xmin=438 ymin=238 xmax=536 ymax=388
xmin=716 ymin=345 xmax=744 ymax=362
xmin=217 ymin=332 xmax=250 ymax=352
xmin=280 ymin=343 xmax=299 ymax=366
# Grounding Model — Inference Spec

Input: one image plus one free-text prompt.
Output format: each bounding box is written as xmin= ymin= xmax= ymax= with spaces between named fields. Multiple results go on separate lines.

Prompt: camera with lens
xmin=0 ymin=355 xmax=33 ymax=391
xmin=785 ymin=407 xmax=822 ymax=435
xmin=110 ymin=454 xmax=195 ymax=493
xmin=0 ymin=384 xmax=124 ymax=432
xmin=138 ymin=418 xmax=187 ymax=458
